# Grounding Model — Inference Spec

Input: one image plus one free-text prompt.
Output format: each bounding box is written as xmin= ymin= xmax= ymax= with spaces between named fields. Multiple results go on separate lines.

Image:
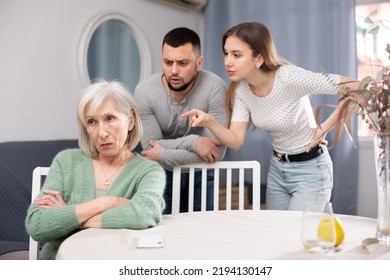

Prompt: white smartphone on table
xmin=137 ymin=234 xmax=164 ymax=248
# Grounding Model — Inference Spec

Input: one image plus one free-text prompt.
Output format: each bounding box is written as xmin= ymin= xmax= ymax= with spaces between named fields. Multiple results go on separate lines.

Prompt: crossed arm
xmin=33 ymin=191 xmax=128 ymax=228
xmin=140 ymin=135 xmax=222 ymax=165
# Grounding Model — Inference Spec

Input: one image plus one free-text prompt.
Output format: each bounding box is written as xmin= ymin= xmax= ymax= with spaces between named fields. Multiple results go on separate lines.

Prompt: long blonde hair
xmin=222 ymin=22 xmax=290 ymax=115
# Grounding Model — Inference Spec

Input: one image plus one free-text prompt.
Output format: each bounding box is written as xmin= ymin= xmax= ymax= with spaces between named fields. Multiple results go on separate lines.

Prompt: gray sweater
xmin=134 ymin=70 xmax=228 ymax=170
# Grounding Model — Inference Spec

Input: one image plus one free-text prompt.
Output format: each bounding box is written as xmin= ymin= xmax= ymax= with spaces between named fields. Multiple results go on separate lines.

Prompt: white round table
xmin=56 ymin=210 xmax=390 ymax=260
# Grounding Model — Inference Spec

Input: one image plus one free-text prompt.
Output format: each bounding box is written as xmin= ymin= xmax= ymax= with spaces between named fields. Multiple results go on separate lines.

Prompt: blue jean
xmin=163 ymin=170 xmax=214 ymax=214
xmin=266 ymin=144 xmax=333 ymax=211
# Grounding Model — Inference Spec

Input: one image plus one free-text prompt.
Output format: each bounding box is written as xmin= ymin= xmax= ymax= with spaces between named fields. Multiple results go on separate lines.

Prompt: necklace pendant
xmin=104 ymin=181 xmax=110 ymax=188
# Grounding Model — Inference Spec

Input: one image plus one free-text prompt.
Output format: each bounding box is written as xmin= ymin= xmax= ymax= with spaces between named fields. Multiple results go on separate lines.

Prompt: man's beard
xmin=166 ymin=73 xmax=197 ymax=92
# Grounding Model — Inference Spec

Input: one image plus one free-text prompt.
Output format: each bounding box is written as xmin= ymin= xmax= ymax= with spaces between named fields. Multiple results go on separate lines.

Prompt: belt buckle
xmin=275 ymin=152 xmax=283 ymax=161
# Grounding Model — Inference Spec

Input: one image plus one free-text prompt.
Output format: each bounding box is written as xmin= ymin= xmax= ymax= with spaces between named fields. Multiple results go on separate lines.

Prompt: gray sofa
xmin=0 ymin=139 xmax=78 ymax=259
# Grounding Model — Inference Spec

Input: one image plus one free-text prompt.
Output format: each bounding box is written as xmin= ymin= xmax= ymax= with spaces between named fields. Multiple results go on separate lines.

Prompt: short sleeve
xmin=231 ymin=81 xmax=250 ymax=122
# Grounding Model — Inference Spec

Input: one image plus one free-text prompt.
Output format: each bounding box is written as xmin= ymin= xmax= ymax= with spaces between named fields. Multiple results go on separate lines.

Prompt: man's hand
xmin=141 ymin=140 xmax=162 ymax=162
xmin=196 ymin=136 xmax=222 ymax=163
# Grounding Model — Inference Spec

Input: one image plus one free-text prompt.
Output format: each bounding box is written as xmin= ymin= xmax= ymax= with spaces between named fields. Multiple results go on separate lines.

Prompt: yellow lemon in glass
xmin=317 ymin=215 xmax=345 ymax=247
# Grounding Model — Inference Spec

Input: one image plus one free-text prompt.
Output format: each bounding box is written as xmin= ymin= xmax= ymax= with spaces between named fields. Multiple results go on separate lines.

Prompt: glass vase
xmin=373 ymin=134 xmax=390 ymax=245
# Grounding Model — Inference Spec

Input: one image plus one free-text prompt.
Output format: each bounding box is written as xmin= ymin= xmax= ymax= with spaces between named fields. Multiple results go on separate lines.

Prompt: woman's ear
xmin=256 ymin=55 xmax=264 ymax=69
xmin=128 ymin=113 xmax=135 ymax=132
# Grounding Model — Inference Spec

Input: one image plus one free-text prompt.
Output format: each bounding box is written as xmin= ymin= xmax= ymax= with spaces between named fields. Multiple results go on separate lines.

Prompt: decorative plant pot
xmin=373 ymin=134 xmax=390 ymax=245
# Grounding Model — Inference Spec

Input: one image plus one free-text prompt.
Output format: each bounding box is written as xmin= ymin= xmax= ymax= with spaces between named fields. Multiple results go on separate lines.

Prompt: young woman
xmin=182 ymin=21 xmax=359 ymax=211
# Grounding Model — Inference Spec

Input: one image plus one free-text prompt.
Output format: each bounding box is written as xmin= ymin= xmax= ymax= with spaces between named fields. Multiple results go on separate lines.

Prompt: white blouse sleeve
xmin=231 ymin=81 xmax=250 ymax=123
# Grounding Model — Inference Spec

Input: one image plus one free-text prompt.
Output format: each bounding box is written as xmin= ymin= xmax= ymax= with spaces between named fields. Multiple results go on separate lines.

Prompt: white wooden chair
xmin=171 ymin=161 xmax=261 ymax=214
xmin=29 ymin=166 xmax=50 ymax=260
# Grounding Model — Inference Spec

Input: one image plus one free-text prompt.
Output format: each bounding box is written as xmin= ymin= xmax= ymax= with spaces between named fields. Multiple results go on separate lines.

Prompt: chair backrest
xmin=171 ymin=160 xmax=261 ymax=214
xmin=29 ymin=166 xmax=50 ymax=260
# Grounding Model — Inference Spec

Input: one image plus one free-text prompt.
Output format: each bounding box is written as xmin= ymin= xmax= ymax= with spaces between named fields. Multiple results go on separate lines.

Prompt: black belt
xmin=273 ymin=145 xmax=323 ymax=162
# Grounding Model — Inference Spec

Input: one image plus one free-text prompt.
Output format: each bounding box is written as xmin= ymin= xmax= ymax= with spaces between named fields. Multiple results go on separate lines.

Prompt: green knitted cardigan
xmin=25 ymin=149 xmax=166 ymax=259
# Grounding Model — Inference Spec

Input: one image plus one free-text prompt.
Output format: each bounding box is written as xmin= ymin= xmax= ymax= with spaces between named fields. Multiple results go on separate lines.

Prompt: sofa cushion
xmin=0 ymin=140 xmax=79 ymax=256
xmin=0 ymin=240 xmax=29 ymax=256
xmin=0 ymin=250 xmax=28 ymax=260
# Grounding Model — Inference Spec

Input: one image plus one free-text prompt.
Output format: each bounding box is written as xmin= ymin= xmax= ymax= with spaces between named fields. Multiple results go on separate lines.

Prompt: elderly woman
xmin=25 ymin=79 xmax=166 ymax=260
